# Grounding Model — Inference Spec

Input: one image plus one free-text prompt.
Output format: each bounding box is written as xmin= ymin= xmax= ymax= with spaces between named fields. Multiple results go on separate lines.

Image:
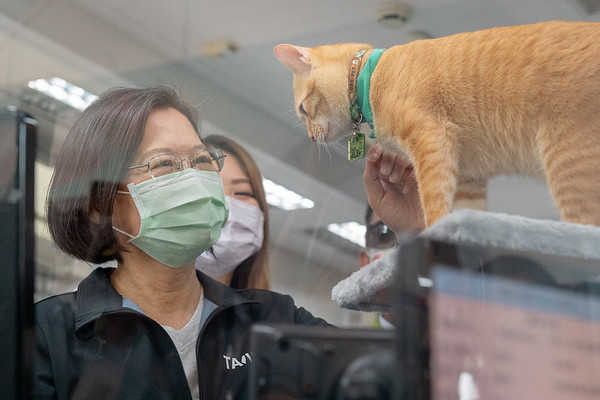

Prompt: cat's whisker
xmin=317 ymin=140 xmax=347 ymax=164
xmin=325 ymin=145 xmax=336 ymax=167
xmin=317 ymin=143 xmax=333 ymax=163
xmin=330 ymin=141 xmax=348 ymax=160
xmin=316 ymin=142 xmax=324 ymax=160
xmin=323 ymin=143 xmax=334 ymax=161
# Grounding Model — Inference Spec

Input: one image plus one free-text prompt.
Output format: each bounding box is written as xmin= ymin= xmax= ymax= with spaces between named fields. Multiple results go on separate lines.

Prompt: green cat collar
xmin=356 ymin=48 xmax=386 ymax=139
xmin=347 ymin=48 xmax=386 ymax=161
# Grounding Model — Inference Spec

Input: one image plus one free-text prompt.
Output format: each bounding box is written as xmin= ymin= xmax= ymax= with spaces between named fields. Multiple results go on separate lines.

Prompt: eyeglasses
xmin=128 ymin=148 xmax=226 ymax=177
xmin=365 ymin=221 xmax=396 ymax=250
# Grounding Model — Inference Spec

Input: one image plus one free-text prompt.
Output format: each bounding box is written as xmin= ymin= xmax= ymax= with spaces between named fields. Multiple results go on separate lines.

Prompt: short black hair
xmin=47 ymin=86 xmax=201 ymax=264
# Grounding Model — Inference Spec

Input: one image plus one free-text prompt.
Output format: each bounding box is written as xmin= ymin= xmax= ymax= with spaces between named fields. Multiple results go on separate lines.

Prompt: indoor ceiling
xmin=1 ymin=0 xmax=598 ymax=313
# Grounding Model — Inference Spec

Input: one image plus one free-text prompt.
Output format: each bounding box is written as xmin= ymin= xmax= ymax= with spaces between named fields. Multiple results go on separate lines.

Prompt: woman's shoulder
xmin=234 ymin=288 xmax=330 ymax=326
xmin=235 ymin=287 xmax=294 ymax=303
xmin=34 ymin=267 xmax=118 ymax=327
xmin=35 ymin=291 xmax=77 ymax=309
xmin=35 ymin=292 xmax=78 ymax=328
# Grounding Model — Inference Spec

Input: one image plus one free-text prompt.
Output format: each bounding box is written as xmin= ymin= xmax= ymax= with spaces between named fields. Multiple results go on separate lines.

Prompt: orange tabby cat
xmin=274 ymin=21 xmax=600 ymax=227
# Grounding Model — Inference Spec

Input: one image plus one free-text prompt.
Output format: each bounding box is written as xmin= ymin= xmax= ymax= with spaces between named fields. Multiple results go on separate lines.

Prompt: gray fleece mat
xmin=332 ymin=209 xmax=600 ymax=312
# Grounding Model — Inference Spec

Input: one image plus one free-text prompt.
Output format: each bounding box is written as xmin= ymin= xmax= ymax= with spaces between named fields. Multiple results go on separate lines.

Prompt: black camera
xmin=248 ymin=323 xmax=404 ymax=400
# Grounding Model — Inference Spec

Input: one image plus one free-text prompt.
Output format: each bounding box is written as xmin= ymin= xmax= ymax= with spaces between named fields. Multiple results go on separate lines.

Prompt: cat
xmin=274 ymin=20 xmax=600 ymax=227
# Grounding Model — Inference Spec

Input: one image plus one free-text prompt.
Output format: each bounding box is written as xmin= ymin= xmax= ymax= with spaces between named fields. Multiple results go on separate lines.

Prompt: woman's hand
xmin=363 ymin=143 xmax=425 ymax=234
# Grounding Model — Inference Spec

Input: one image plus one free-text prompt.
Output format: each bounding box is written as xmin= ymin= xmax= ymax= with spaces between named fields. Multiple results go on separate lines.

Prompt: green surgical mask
xmin=113 ymin=169 xmax=229 ymax=268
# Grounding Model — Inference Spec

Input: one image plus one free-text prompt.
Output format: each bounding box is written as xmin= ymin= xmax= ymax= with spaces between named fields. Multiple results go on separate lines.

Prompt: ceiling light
xmin=375 ymin=2 xmax=412 ymax=29
xmin=28 ymin=78 xmax=97 ymax=111
xmin=327 ymin=221 xmax=366 ymax=248
xmin=263 ymin=178 xmax=314 ymax=211
xmin=574 ymin=0 xmax=600 ymax=14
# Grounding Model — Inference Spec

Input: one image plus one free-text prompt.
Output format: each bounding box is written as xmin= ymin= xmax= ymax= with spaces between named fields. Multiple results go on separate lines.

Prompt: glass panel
xmin=1 ymin=1 xmax=598 ymax=399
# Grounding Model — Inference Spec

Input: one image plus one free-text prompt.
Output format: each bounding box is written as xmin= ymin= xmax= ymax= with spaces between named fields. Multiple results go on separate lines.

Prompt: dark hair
xmin=47 ymin=86 xmax=200 ymax=264
xmin=201 ymin=135 xmax=271 ymax=290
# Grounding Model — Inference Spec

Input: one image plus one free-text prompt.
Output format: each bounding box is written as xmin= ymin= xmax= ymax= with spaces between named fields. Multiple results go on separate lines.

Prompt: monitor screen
xmin=430 ymin=264 xmax=600 ymax=399
xmin=394 ymin=236 xmax=600 ymax=400
xmin=0 ymin=106 xmax=37 ymax=400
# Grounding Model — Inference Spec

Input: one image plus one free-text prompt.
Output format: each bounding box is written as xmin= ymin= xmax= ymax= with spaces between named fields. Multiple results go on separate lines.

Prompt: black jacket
xmin=34 ymin=267 xmax=329 ymax=399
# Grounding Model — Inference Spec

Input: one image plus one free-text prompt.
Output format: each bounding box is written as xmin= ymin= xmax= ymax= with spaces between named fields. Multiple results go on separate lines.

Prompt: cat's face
xmin=274 ymin=43 xmax=370 ymax=144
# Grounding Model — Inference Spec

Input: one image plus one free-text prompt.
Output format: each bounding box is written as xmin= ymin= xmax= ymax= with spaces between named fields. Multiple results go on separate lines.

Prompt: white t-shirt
xmin=161 ymin=293 xmax=204 ymax=400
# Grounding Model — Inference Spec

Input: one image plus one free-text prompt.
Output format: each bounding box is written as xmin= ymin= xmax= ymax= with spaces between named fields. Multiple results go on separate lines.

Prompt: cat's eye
xmin=298 ymin=103 xmax=307 ymax=116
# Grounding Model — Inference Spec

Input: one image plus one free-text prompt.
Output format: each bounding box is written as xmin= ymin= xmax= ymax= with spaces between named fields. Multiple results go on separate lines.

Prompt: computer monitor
xmin=0 ymin=106 xmax=37 ymax=400
xmin=394 ymin=235 xmax=600 ymax=400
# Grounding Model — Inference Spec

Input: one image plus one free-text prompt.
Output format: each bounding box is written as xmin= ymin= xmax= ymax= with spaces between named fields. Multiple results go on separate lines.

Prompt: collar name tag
xmin=348 ymin=132 xmax=366 ymax=161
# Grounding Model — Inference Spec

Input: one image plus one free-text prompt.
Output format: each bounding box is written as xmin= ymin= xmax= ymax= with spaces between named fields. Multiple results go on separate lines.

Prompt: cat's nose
xmin=309 ymin=134 xmax=316 ymax=142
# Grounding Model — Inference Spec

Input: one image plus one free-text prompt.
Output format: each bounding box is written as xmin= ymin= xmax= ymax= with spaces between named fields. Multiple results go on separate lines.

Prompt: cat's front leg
xmin=409 ymin=132 xmax=458 ymax=227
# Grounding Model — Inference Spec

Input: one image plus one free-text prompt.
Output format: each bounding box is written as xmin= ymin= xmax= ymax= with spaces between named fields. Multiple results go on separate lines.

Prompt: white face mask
xmin=195 ymin=196 xmax=264 ymax=277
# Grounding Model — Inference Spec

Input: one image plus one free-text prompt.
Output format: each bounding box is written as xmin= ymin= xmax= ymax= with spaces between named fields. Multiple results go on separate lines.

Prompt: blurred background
xmin=1 ymin=0 xmax=598 ymax=326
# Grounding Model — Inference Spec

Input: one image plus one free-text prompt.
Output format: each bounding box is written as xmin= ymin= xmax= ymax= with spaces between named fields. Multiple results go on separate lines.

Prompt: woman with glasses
xmin=35 ymin=86 xmax=328 ymax=400
xmin=195 ymin=135 xmax=271 ymax=290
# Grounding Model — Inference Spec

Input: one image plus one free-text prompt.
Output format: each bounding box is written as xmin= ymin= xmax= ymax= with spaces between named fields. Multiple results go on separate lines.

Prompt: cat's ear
xmin=274 ymin=44 xmax=311 ymax=75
